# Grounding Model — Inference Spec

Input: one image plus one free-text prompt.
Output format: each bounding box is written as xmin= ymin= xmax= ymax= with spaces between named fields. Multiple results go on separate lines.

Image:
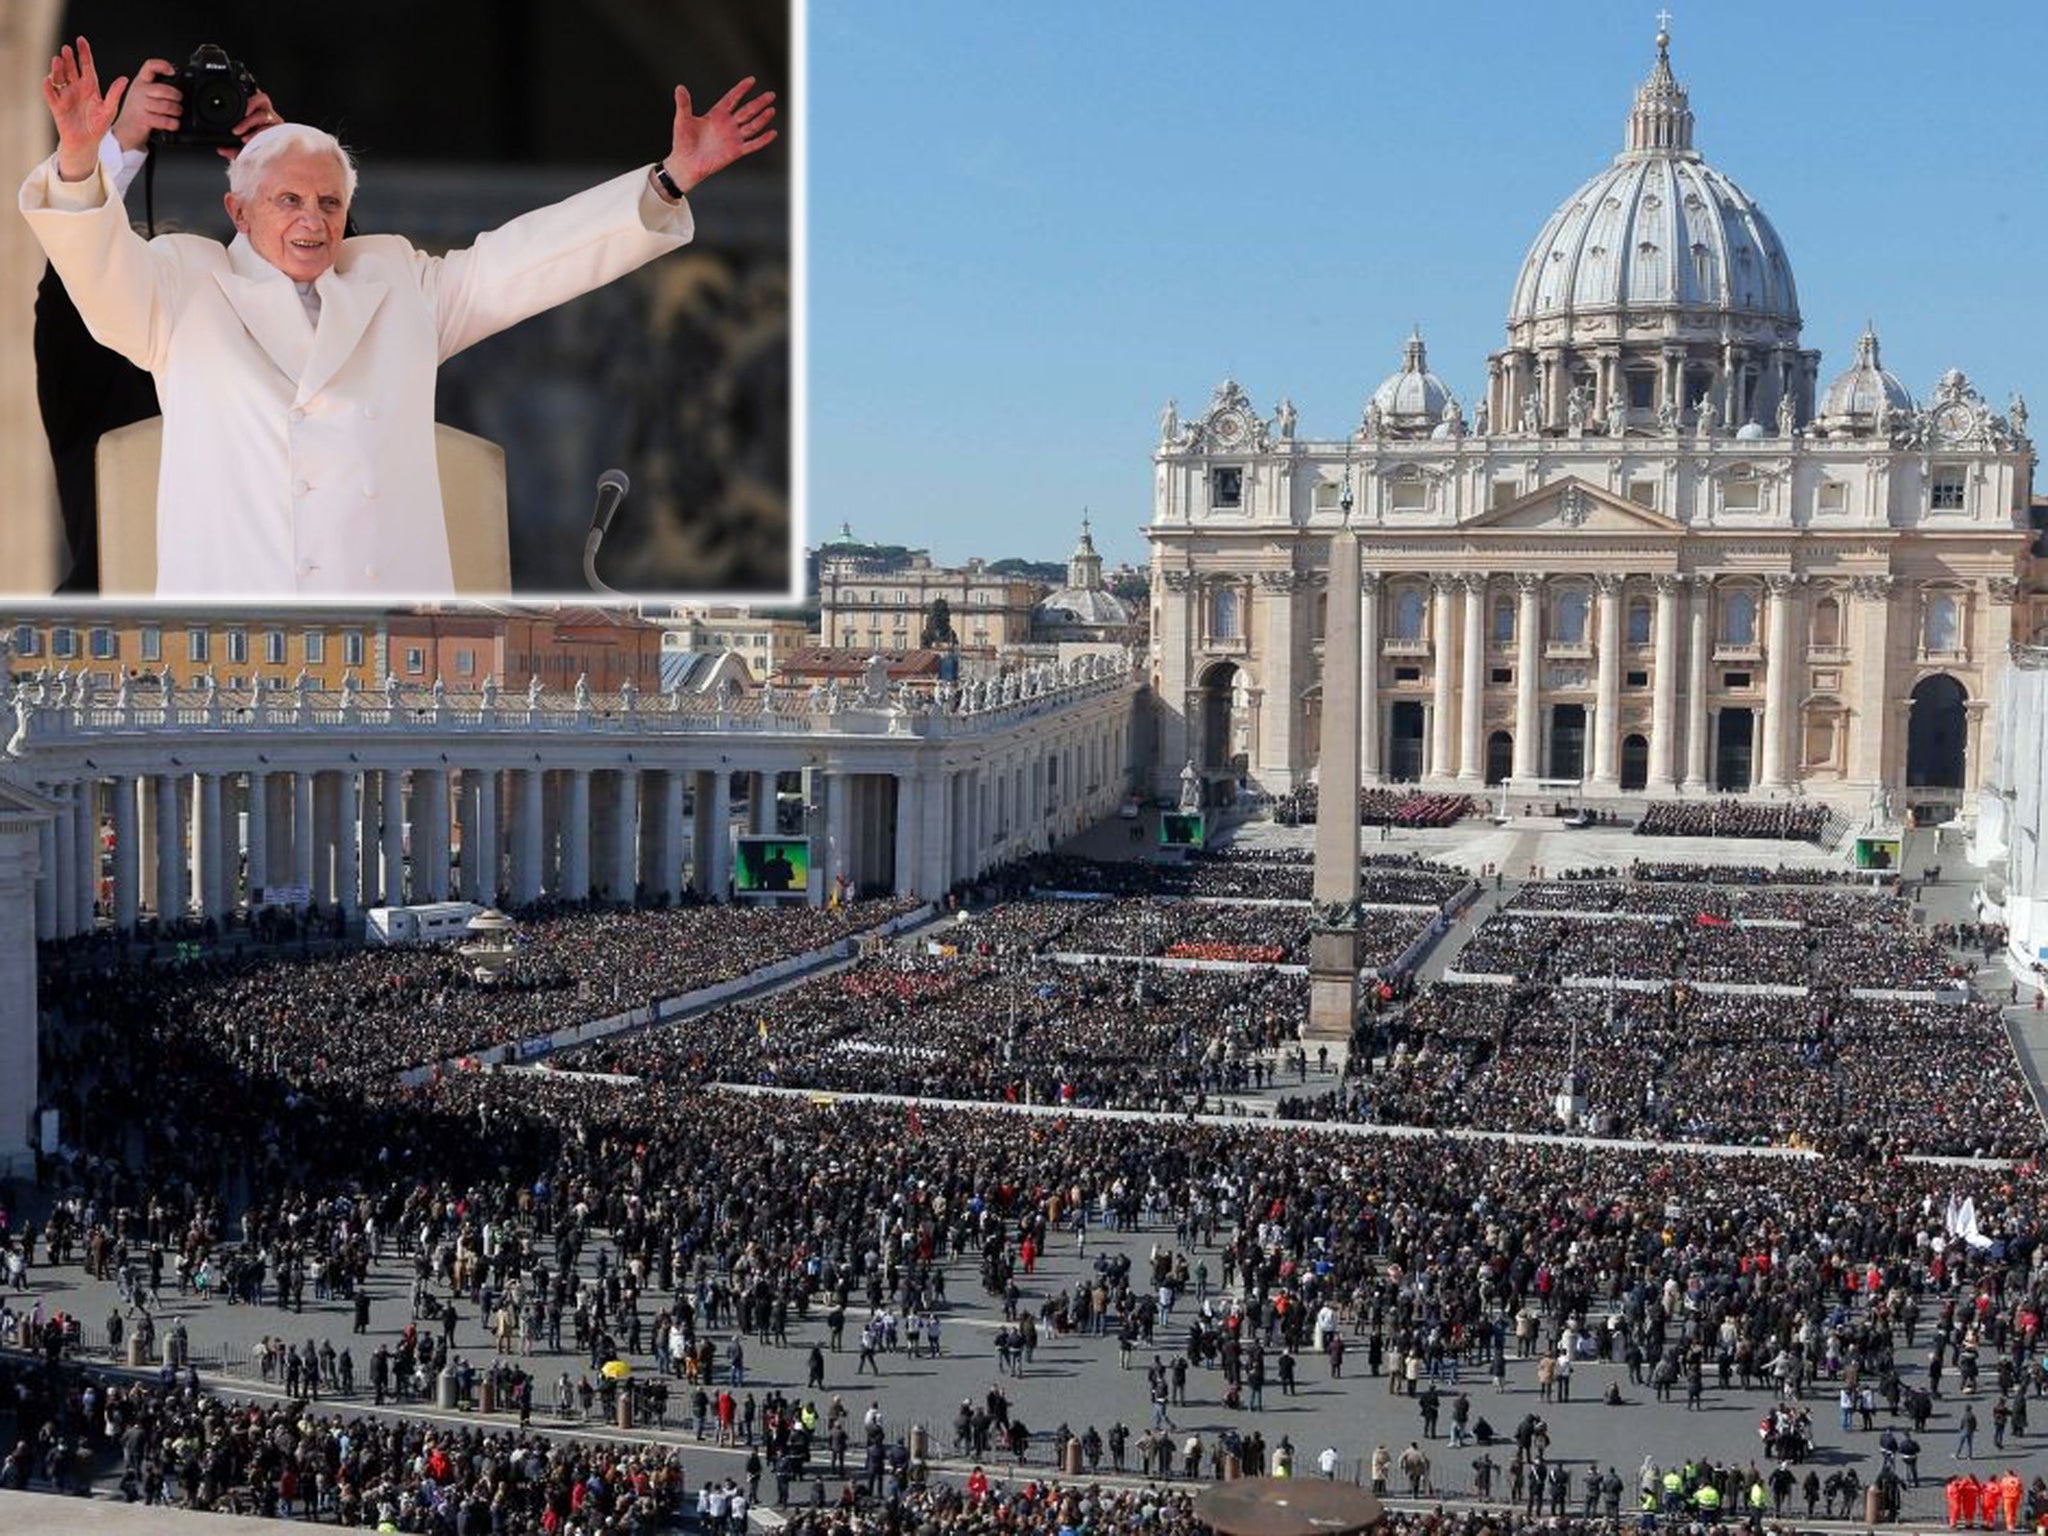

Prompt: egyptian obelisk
xmin=1307 ymin=485 xmax=1362 ymax=1039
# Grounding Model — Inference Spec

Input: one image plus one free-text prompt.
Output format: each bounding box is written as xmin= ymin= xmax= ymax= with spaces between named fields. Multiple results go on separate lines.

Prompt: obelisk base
xmin=1306 ymin=928 xmax=1359 ymax=1041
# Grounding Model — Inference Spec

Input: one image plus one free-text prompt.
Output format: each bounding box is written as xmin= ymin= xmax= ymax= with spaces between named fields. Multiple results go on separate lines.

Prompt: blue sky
xmin=809 ymin=2 xmax=2048 ymax=569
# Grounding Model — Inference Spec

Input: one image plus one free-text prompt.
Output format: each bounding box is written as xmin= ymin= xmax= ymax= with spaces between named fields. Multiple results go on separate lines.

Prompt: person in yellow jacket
xmin=1693 ymin=1481 xmax=1722 ymax=1518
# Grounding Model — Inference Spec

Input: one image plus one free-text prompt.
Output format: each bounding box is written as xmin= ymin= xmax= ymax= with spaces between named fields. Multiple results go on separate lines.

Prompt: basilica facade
xmin=1146 ymin=30 xmax=2038 ymax=810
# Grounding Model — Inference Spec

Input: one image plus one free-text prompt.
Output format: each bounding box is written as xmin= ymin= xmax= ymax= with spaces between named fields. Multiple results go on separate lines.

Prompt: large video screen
xmin=1159 ymin=812 xmax=1205 ymax=849
xmin=734 ymin=837 xmax=810 ymax=894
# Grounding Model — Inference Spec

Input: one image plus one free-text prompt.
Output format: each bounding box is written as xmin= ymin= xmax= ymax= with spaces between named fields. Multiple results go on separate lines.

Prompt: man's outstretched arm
xmin=423 ymin=75 xmax=777 ymax=361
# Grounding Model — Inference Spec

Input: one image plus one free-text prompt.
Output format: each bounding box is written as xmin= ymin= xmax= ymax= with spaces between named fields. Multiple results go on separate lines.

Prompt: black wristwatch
xmin=652 ymin=163 xmax=685 ymax=202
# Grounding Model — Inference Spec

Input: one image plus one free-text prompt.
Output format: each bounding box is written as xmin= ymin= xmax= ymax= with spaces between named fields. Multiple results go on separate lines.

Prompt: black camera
xmin=154 ymin=44 xmax=257 ymax=149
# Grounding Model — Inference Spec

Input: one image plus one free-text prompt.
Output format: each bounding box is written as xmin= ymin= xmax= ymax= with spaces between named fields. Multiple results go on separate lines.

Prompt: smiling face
xmin=225 ymin=148 xmax=349 ymax=283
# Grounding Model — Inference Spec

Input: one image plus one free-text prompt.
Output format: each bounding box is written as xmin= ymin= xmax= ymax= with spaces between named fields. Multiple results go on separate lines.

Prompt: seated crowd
xmin=1636 ymin=800 xmax=1831 ymax=843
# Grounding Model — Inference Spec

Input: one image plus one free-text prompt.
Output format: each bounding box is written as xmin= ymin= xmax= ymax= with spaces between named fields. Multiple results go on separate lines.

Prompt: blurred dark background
xmin=58 ymin=0 xmax=792 ymax=596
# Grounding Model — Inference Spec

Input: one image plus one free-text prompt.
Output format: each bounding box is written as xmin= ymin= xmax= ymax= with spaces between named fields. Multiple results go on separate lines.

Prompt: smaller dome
xmin=1035 ymin=588 xmax=1133 ymax=629
xmin=1820 ymin=326 xmax=1914 ymax=424
xmin=1370 ymin=330 xmax=1453 ymax=426
xmin=1734 ymin=419 xmax=1766 ymax=441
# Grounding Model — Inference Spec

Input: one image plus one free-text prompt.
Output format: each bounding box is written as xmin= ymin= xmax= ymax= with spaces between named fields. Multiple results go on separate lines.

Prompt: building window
xmin=224 ymin=628 xmax=248 ymax=664
xmin=264 ymin=629 xmax=286 ymax=665
xmin=1625 ymin=669 xmax=1650 ymax=688
xmin=1723 ymin=468 xmax=1761 ymax=511
xmin=139 ymin=626 xmax=161 ymax=662
xmin=1724 ymin=671 xmax=1752 ymax=690
xmin=1490 ymin=480 xmax=1521 ymax=509
xmin=1721 ymin=590 xmax=1757 ymax=647
xmin=1392 ymin=666 xmax=1421 ymax=683
xmin=1211 ymin=467 xmax=1243 ymax=509
xmin=1491 ymin=596 xmax=1515 ymax=645
xmin=1802 ymin=718 xmax=1836 ymax=768
xmin=1922 ymin=593 xmax=1959 ymax=653
xmin=51 ymin=627 xmax=77 ymax=659
xmin=1490 ymin=667 xmax=1513 ymax=685
xmin=405 ymin=647 xmax=425 ymax=674
xmin=1627 ymin=372 xmax=1655 ymax=410
xmin=1388 ymin=472 xmax=1428 ymax=513
xmin=90 ymin=627 xmax=115 ymax=659
xmin=1554 ymin=588 xmax=1589 ymax=646
xmin=305 ymin=629 xmax=326 ymax=664
xmin=341 ymin=630 xmax=364 ymax=667
xmin=1209 ymin=585 xmax=1242 ymax=640
xmin=1626 ymin=479 xmax=1659 ymax=509
xmin=1930 ymin=467 xmax=1967 ymax=511
xmin=187 ymin=627 xmax=210 ymax=663
xmin=1810 ymin=596 xmax=1841 ymax=649
xmin=11 ymin=626 xmax=39 ymax=658
xmin=456 ymin=649 xmax=475 ymax=676
xmin=1818 ymin=480 xmax=1848 ymax=513
xmin=1626 ymin=598 xmax=1652 ymax=646
xmin=1313 ymin=481 xmax=1342 ymax=512
xmin=1391 ymin=588 xmax=1426 ymax=642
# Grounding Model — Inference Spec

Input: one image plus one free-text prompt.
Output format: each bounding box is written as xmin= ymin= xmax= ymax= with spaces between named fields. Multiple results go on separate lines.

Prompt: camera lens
xmin=197 ymin=80 xmax=240 ymax=128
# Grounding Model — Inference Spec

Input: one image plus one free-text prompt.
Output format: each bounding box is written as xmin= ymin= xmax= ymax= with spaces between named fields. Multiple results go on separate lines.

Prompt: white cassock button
xmin=362 ymin=482 xmax=378 ymax=499
xmin=296 ymin=559 xmax=315 ymax=577
xmin=361 ymin=405 xmax=379 ymax=420
xmin=293 ymin=479 xmax=311 ymax=496
xmin=289 ymin=407 xmax=305 ymax=423
xmin=363 ymin=564 xmax=379 ymax=581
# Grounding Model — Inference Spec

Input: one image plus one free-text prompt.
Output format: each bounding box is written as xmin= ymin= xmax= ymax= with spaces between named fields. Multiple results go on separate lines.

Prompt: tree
xmin=921 ymin=597 xmax=958 ymax=647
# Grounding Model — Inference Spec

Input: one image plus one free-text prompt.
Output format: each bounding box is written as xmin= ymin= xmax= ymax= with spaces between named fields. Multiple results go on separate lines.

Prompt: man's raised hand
xmin=43 ymin=37 xmax=128 ymax=182
xmin=112 ymin=59 xmax=179 ymax=154
xmin=661 ymin=77 xmax=777 ymax=195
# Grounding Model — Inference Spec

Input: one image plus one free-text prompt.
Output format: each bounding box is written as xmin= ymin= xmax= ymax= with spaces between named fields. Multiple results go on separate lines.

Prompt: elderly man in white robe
xmin=20 ymin=37 xmax=776 ymax=599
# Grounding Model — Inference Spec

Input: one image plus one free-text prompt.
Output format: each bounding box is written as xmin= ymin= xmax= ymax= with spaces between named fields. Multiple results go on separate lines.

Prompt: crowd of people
xmin=1269 ymin=789 xmax=1476 ymax=828
xmin=1636 ymin=802 xmax=1832 ymax=844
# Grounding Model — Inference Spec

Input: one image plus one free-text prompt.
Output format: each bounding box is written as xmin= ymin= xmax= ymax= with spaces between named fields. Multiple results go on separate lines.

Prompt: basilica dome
xmin=1506 ymin=31 xmax=1799 ymax=336
xmin=1369 ymin=330 xmax=1454 ymax=428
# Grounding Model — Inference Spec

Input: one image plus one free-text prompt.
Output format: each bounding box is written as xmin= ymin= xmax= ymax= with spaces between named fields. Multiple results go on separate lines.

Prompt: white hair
xmin=226 ymin=122 xmax=357 ymax=207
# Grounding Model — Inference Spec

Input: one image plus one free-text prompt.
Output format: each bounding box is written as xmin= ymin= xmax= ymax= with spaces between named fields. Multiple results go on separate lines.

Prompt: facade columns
xmin=1648 ymin=576 xmax=1682 ymax=790
xmin=707 ymin=770 xmax=732 ymax=900
xmin=1590 ymin=574 xmax=1623 ymax=785
xmin=1457 ymin=576 xmax=1486 ymax=785
xmin=50 ymin=784 xmax=76 ymax=936
xmin=1850 ymin=575 xmax=1897 ymax=788
xmin=112 ymin=774 xmax=138 ymax=932
xmin=1759 ymin=573 xmax=1801 ymax=789
xmin=1358 ymin=571 xmax=1382 ymax=782
xmin=1682 ymin=578 xmax=1712 ymax=791
xmin=1512 ymin=573 xmax=1543 ymax=781
xmin=1429 ymin=576 xmax=1457 ymax=779
xmin=419 ymin=769 xmax=451 ymax=901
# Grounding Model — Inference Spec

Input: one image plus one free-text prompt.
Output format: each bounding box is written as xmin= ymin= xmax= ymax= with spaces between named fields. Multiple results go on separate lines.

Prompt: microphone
xmin=583 ymin=468 xmax=631 ymax=598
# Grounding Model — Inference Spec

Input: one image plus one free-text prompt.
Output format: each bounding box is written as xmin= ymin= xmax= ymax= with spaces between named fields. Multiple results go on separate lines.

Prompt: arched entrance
xmin=1485 ymin=730 xmax=1514 ymax=786
xmin=1907 ymin=674 xmax=1967 ymax=788
xmin=1619 ymin=733 xmax=1650 ymax=792
xmin=1548 ymin=704 xmax=1586 ymax=781
xmin=1196 ymin=662 xmax=1247 ymax=779
xmin=1388 ymin=701 xmax=1426 ymax=782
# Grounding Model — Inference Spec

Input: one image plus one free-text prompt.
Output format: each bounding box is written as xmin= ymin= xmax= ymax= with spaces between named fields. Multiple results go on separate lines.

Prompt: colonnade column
xmin=1430 ymin=575 xmax=1457 ymax=780
xmin=195 ymin=772 xmax=226 ymax=922
xmin=112 ymin=774 xmax=138 ymax=932
xmin=1590 ymin=574 xmax=1622 ymax=787
xmin=357 ymin=772 xmax=381 ymax=910
xmin=71 ymin=780 xmax=95 ymax=933
xmin=1457 ymin=576 xmax=1486 ymax=786
xmin=512 ymin=768 xmax=545 ymax=905
xmin=244 ymin=769 xmax=269 ymax=903
xmin=563 ymin=768 xmax=591 ymax=901
xmin=1682 ymin=579 xmax=1711 ymax=791
xmin=426 ymin=769 xmax=454 ymax=901
xmin=1358 ymin=572 xmax=1382 ymax=782
xmin=1648 ymin=575 xmax=1681 ymax=791
xmin=291 ymin=770 xmax=315 ymax=894
xmin=34 ymin=793 xmax=58 ymax=941
xmin=335 ymin=769 xmax=359 ymax=916
xmin=155 ymin=772 xmax=183 ymax=921
xmin=707 ymin=770 xmax=732 ymax=901
xmin=473 ymin=769 xmax=498 ymax=904
xmin=1758 ymin=572 xmax=1800 ymax=790
xmin=1850 ymin=575 xmax=1896 ymax=789
xmin=653 ymin=770 xmax=685 ymax=903
xmin=1512 ymin=573 xmax=1542 ymax=781
xmin=892 ymin=772 xmax=921 ymax=898
xmin=611 ymin=768 xmax=639 ymax=902
xmin=380 ymin=769 xmax=405 ymax=905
